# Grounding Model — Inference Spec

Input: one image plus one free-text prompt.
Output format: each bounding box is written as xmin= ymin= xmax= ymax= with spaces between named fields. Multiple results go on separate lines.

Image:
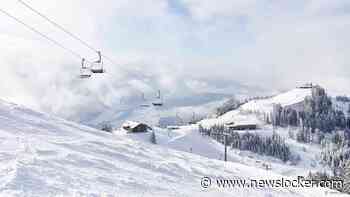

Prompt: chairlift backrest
xmin=80 ymin=58 xmax=91 ymax=78
xmin=80 ymin=74 xmax=91 ymax=78
xmin=140 ymin=93 xmax=150 ymax=107
xmin=82 ymin=58 xmax=85 ymax=68
xmin=157 ymin=90 xmax=161 ymax=99
xmin=152 ymin=90 xmax=163 ymax=106
xmin=94 ymin=51 xmax=102 ymax=63
xmin=91 ymin=51 xmax=105 ymax=73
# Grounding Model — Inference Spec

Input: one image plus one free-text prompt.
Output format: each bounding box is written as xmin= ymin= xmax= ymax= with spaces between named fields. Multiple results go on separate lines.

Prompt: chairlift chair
xmin=152 ymin=102 xmax=163 ymax=107
xmin=140 ymin=103 xmax=151 ymax=107
xmin=79 ymin=58 xmax=91 ymax=78
xmin=152 ymin=90 xmax=163 ymax=106
xmin=140 ymin=93 xmax=150 ymax=107
xmin=90 ymin=51 xmax=105 ymax=74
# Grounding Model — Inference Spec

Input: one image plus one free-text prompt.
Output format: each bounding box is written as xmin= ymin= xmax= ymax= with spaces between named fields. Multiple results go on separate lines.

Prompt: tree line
xmin=269 ymin=86 xmax=350 ymax=144
xmin=198 ymin=124 xmax=292 ymax=162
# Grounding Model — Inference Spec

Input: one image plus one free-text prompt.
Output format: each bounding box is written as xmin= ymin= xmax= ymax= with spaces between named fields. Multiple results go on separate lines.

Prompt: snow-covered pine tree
xmin=342 ymin=160 xmax=350 ymax=193
xmin=347 ymin=104 xmax=350 ymax=129
xmin=101 ymin=123 xmax=113 ymax=133
xmin=150 ymin=131 xmax=157 ymax=144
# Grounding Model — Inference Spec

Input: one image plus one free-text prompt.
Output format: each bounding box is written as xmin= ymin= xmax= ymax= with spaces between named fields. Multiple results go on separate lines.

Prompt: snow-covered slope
xmin=197 ymin=88 xmax=311 ymax=129
xmin=0 ymin=100 xmax=346 ymax=196
xmin=118 ymin=125 xmax=329 ymax=176
xmin=115 ymin=125 xmax=228 ymax=161
xmin=174 ymin=88 xmax=329 ymax=177
xmin=241 ymin=88 xmax=312 ymax=113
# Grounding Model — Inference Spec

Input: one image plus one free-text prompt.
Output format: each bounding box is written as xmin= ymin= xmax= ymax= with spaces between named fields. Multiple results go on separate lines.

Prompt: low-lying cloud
xmin=0 ymin=0 xmax=349 ymax=123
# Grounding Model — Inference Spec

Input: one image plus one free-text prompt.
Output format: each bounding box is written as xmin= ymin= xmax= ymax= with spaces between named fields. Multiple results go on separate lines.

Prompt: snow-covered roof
xmin=230 ymin=122 xmax=257 ymax=126
xmin=122 ymin=120 xmax=142 ymax=129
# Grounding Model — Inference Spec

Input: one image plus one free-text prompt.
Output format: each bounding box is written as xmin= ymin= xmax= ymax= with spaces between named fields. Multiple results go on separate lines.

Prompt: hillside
xmin=240 ymin=88 xmax=312 ymax=114
xmin=116 ymin=123 xmax=329 ymax=177
xmin=162 ymin=87 xmax=342 ymax=178
xmin=198 ymin=87 xmax=313 ymax=129
xmin=0 ymin=99 xmax=345 ymax=196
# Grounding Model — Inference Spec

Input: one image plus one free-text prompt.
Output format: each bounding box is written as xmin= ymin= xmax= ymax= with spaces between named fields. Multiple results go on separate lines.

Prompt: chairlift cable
xmin=18 ymin=0 xmax=122 ymax=68
xmin=18 ymin=0 xmax=98 ymax=53
xmin=0 ymin=7 xmax=84 ymax=61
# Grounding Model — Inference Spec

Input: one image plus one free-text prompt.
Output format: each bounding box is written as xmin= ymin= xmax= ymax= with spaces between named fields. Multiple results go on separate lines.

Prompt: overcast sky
xmin=1 ymin=0 xmax=350 ymax=120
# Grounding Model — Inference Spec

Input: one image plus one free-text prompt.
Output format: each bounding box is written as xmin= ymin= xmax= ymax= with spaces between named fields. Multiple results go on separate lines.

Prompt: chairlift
xmin=152 ymin=90 xmax=163 ymax=106
xmin=90 ymin=51 xmax=105 ymax=73
xmin=140 ymin=93 xmax=150 ymax=107
xmin=79 ymin=58 xmax=91 ymax=78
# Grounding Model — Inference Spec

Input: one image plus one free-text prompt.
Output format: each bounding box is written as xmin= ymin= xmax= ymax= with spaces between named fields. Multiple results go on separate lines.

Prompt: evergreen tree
xmin=347 ymin=104 xmax=350 ymax=129
xmin=343 ymin=160 xmax=350 ymax=193
xmin=272 ymin=104 xmax=282 ymax=126
xmin=101 ymin=123 xmax=113 ymax=133
xmin=150 ymin=131 xmax=157 ymax=144
xmin=334 ymin=110 xmax=346 ymax=129
xmin=216 ymin=97 xmax=242 ymax=116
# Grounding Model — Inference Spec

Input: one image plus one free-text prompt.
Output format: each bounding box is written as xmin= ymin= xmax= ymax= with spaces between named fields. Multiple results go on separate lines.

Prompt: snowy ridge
xmin=198 ymin=88 xmax=311 ymax=129
xmin=0 ymin=100 xmax=345 ymax=196
xmin=241 ymin=88 xmax=312 ymax=113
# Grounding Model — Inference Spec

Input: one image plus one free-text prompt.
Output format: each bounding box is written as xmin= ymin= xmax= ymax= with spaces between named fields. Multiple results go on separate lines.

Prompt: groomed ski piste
xmin=0 ymin=93 xmax=348 ymax=196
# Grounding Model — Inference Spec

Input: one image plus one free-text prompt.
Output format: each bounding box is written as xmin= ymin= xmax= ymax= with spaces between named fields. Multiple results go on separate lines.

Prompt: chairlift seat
xmin=91 ymin=68 xmax=105 ymax=73
xmin=152 ymin=102 xmax=163 ymax=106
xmin=140 ymin=104 xmax=150 ymax=107
xmin=80 ymin=58 xmax=91 ymax=78
xmin=90 ymin=51 xmax=104 ymax=74
xmin=80 ymin=74 xmax=91 ymax=78
xmin=152 ymin=90 xmax=163 ymax=106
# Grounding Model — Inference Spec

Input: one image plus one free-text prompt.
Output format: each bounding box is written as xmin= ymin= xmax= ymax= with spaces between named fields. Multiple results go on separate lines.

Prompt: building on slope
xmin=298 ymin=82 xmax=314 ymax=89
xmin=225 ymin=121 xmax=258 ymax=131
xmin=122 ymin=121 xmax=152 ymax=133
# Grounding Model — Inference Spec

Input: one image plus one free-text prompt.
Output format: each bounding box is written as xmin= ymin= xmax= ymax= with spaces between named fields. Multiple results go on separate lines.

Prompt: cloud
xmin=179 ymin=0 xmax=350 ymax=94
xmin=0 ymin=0 xmax=349 ymax=124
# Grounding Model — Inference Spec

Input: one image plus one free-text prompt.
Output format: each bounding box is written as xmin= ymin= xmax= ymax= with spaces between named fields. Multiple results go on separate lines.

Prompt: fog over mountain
xmin=1 ymin=0 xmax=350 ymax=124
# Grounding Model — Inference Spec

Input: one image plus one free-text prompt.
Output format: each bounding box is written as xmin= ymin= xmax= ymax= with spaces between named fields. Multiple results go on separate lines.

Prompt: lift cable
xmin=0 ymin=7 xmax=85 ymax=61
xmin=18 ymin=0 xmax=97 ymax=53
xmin=17 ymin=0 xmax=120 ymax=66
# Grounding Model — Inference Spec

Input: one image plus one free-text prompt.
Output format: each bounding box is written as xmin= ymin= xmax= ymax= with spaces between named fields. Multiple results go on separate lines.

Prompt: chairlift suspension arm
xmin=81 ymin=58 xmax=85 ymax=69
xmin=95 ymin=51 xmax=102 ymax=64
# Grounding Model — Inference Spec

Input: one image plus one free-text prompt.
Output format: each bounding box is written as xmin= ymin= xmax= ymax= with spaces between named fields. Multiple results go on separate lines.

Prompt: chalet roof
xmin=122 ymin=121 xmax=142 ymax=129
xmin=227 ymin=123 xmax=257 ymax=127
xmin=122 ymin=121 xmax=152 ymax=130
xmin=225 ymin=121 xmax=235 ymax=126
xmin=225 ymin=121 xmax=257 ymax=126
